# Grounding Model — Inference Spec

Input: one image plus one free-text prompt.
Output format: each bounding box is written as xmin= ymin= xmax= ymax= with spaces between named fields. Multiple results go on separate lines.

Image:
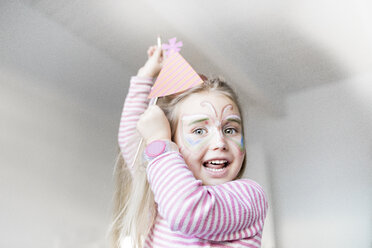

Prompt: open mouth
xmin=203 ymin=160 xmax=230 ymax=172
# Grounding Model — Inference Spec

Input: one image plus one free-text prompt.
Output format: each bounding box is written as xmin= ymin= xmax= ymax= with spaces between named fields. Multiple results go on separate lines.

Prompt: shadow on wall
xmin=218 ymin=23 xmax=349 ymax=95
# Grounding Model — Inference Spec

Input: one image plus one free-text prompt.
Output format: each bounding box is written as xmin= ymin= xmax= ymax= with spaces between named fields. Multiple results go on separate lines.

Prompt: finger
xmin=147 ymin=46 xmax=156 ymax=58
xmin=147 ymin=49 xmax=153 ymax=58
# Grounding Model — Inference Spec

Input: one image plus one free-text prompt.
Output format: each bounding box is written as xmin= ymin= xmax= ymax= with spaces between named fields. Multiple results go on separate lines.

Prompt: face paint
xmin=174 ymin=92 xmax=246 ymax=186
xmin=185 ymin=136 xmax=203 ymax=146
xmin=180 ymin=105 xmax=244 ymax=153
xmin=222 ymin=135 xmax=245 ymax=154
xmin=200 ymin=101 xmax=217 ymax=117
xmin=223 ymin=114 xmax=241 ymax=123
xmin=183 ymin=114 xmax=210 ymax=125
xmin=222 ymin=114 xmax=244 ymax=153
xmin=222 ymin=104 xmax=233 ymax=116
xmin=181 ymin=115 xmax=213 ymax=151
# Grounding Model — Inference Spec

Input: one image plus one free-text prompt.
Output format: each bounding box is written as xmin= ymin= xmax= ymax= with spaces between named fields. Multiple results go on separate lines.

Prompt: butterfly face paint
xmin=180 ymin=114 xmax=212 ymax=150
xmin=174 ymin=92 xmax=245 ymax=186
xmin=180 ymin=104 xmax=244 ymax=154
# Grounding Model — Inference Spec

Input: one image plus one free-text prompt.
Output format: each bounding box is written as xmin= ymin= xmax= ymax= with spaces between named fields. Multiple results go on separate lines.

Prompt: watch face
xmin=145 ymin=140 xmax=166 ymax=157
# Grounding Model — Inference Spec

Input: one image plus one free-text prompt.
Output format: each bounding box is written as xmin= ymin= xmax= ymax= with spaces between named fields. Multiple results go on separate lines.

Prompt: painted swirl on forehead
xmin=222 ymin=104 xmax=233 ymax=116
xmin=200 ymin=101 xmax=234 ymax=119
xmin=200 ymin=101 xmax=217 ymax=117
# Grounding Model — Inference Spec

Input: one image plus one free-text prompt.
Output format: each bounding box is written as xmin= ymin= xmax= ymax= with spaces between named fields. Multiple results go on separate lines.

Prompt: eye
xmin=193 ymin=128 xmax=207 ymax=135
xmin=224 ymin=127 xmax=237 ymax=135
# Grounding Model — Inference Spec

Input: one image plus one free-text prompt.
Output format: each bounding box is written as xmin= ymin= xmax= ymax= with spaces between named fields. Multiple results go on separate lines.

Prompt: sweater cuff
xmin=131 ymin=76 xmax=154 ymax=83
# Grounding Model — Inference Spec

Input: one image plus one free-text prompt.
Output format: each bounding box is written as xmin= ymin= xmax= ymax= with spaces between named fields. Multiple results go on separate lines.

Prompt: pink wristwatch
xmin=144 ymin=140 xmax=179 ymax=162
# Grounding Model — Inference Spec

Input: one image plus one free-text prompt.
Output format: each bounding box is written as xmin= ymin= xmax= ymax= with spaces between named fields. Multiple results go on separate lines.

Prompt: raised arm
xmin=118 ymin=46 xmax=163 ymax=169
xmin=118 ymin=77 xmax=152 ymax=168
xmin=146 ymin=151 xmax=268 ymax=241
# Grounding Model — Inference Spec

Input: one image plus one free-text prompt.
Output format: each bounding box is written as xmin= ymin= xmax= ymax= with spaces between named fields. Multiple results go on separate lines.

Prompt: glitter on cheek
xmin=179 ymin=121 xmax=192 ymax=152
xmin=239 ymin=137 xmax=246 ymax=155
xmin=185 ymin=136 xmax=202 ymax=146
xmin=226 ymin=135 xmax=245 ymax=154
xmin=191 ymin=136 xmax=212 ymax=152
xmin=182 ymin=133 xmax=212 ymax=152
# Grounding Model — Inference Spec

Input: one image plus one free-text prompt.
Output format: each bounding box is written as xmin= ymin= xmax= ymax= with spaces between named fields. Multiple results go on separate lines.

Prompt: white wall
xmin=244 ymin=138 xmax=276 ymax=248
xmin=0 ymin=1 xmax=130 ymax=247
xmin=262 ymin=80 xmax=372 ymax=248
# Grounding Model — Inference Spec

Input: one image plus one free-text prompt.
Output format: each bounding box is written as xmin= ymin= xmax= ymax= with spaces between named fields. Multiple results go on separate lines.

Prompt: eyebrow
xmin=224 ymin=115 xmax=241 ymax=124
xmin=187 ymin=118 xmax=210 ymax=126
xmin=226 ymin=118 xmax=241 ymax=124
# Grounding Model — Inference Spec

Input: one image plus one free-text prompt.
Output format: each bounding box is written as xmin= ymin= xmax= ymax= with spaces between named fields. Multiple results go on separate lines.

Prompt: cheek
xmin=179 ymin=145 xmax=204 ymax=173
xmin=177 ymin=134 xmax=208 ymax=166
xmin=226 ymin=135 xmax=245 ymax=155
xmin=184 ymin=135 xmax=211 ymax=151
xmin=179 ymin=137 xmax=208 ymax=161
xmin=180 ymin=128 xmax=212 ymax=152
xmin=179 ymin=146 xmax=192 ymax=163
xmin=175 ymin=131 xmax=198 ymax=162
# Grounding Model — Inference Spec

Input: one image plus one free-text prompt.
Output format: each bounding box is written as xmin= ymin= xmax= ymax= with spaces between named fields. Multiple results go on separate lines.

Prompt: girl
xmin=111 ymin=45 xmax=268 ymax=248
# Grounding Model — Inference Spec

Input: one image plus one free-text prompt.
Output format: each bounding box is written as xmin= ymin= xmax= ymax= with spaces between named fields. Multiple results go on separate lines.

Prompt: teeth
xmin=208 ymin=160 xmax=228 ymax=165
xmin=205 ymin=167 xmax=225 ymax=172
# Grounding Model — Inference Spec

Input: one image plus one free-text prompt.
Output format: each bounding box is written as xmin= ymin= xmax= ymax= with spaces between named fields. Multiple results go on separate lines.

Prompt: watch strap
xmin=143 ymin=140 xmax=179 ymax=163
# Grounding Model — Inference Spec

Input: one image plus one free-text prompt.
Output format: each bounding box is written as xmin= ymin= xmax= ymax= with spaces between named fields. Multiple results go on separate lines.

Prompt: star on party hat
xmin=148 ymin=37 xmax=204 ymax=98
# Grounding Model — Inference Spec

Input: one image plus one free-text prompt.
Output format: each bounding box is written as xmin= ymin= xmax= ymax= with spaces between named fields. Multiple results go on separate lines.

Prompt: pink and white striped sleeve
xmin=118 ymin=76 xmax=153 ymax=170
xmin=146 ymin=151 xmax=268 ymax=242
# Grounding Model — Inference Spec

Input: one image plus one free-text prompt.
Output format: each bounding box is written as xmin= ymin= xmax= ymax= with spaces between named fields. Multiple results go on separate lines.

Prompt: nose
xmin=211 ymin=130 xmax=228 ymax=151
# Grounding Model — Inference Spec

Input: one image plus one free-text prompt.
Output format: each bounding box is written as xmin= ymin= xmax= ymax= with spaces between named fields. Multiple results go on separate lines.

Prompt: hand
xmin=137 ymin=45 xmax=164 ymax=78
xmin=137 ymin=105 xmax=171 ymax=144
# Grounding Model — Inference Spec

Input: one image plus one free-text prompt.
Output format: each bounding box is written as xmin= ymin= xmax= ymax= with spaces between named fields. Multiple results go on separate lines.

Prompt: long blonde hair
xmin=110 ymin=76 xmax=247 ymax=248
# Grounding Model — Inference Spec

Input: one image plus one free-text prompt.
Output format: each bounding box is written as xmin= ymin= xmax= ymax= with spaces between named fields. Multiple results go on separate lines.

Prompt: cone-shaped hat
xmin=148 ymin=38 xmax=204 ymax=98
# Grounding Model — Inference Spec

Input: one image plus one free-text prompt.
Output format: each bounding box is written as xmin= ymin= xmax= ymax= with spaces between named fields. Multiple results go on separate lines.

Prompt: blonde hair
xmin=110 ymin=76 xmax=247 ymax=248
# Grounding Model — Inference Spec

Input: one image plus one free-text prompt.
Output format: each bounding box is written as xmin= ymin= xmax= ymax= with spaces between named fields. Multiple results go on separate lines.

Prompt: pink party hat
xmin=148 ymin=38 xmax=204 ymax=98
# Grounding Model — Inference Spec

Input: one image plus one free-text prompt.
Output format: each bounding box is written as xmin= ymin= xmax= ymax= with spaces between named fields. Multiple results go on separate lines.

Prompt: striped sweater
xmin=119 ymin=76 xmax=268 ymax=247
